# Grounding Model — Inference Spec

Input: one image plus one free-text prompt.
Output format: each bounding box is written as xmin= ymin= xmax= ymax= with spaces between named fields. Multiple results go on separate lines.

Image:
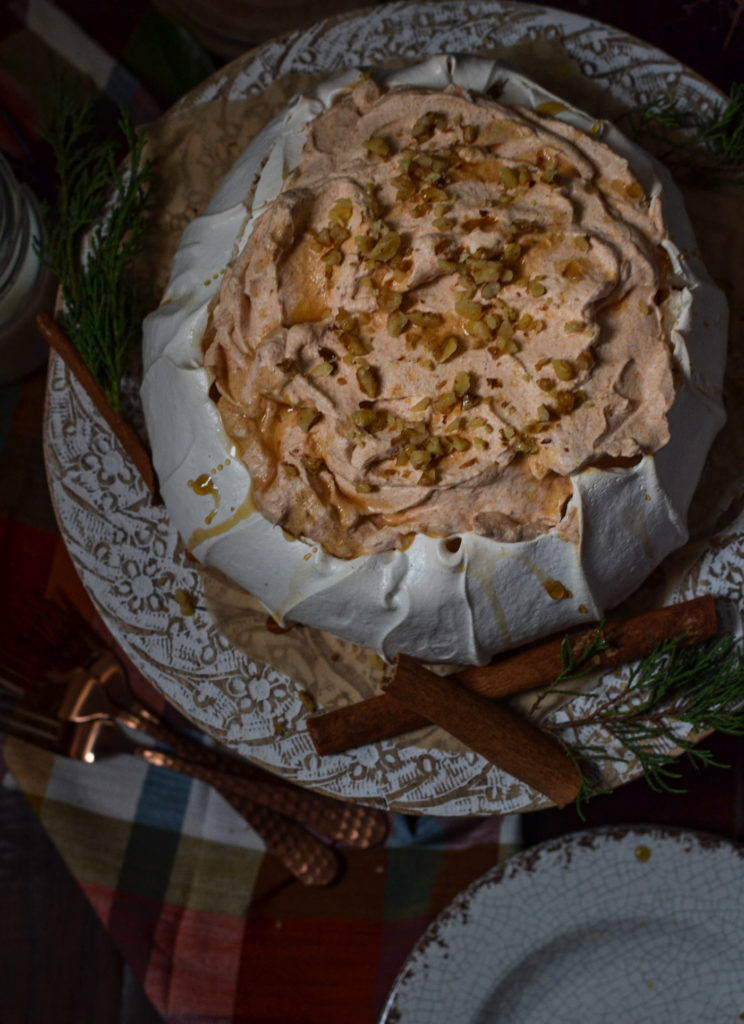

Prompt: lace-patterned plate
xmin=44 ymin=1 xmax=742 ymax=814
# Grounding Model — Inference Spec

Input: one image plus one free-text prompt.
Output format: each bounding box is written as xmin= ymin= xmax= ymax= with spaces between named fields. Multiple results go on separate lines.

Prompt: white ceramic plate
xmin=380 ymin=827 xmax=744 ymax=1022
xmin=44 ymin=1 xmax=744 ymax=814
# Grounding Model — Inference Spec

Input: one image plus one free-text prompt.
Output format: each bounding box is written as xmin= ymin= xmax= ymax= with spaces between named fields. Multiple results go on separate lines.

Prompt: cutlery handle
xmin=222 ymin=791 xmax=340 ymax=887
xmin=231 ymin=779 xmax=389 ymax=849
xmin=135 ymin=746 xmax=339 ymax=886
xmin=123 ymin=711 xmax=388 ymax=847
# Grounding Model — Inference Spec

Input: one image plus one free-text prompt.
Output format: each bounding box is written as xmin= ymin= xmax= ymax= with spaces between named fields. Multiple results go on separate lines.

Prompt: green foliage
xmin=619 ymin=82 xmax=744 ymax=186
xmin=547 ymin=629 xmax=744 ymax=814
xmin=39 ymin=81 xmax=156 ymax=411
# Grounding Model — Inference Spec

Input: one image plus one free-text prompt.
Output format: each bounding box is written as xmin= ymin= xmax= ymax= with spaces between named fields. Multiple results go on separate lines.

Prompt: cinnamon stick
xmin=384 ymin=655 xmax=582 ymax=807
xmin=307 ymin=695 xmax=427 ymax=754
xmin=307 ymin=595 xmax=718 ymax=755
xmin=461 ymin=593 xmax=718 ymax=699
xmin=37 ymin=312 xmax=159 ymax=500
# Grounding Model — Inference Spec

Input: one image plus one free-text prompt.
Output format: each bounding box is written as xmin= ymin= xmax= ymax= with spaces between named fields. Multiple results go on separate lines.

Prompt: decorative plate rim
xmin=43 ymin=0 xmax=735 ymax=816
xmin=379 ymin=824 xmax=744 ymax=1022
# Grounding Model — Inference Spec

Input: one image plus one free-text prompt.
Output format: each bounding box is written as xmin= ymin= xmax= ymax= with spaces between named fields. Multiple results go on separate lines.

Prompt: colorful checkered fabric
xmin=0 ymin=349 xmax=522 ymax=1024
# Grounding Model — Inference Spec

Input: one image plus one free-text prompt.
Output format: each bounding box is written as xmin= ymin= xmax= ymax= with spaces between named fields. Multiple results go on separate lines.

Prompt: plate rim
xmin=43 ymin=0 xmax=732 ymax=816
xmin=379 ymin=823 xmax=744 ymax=1022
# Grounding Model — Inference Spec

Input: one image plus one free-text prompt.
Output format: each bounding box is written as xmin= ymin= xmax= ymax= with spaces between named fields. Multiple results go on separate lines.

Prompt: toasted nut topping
xmin=455 ymin=295 xmax=483 ymax=319
xmin=498 ymin=165 xmax=519 ymax=189
xmin=369 ymin=230 xmax=401 ymax=262
xmin=420 ymin=184 xmax=448 ymax=202
xmin=433 ymin=390 xmax=458 ymax=412
xmin=322 ymin=248 xmax=343 ymax=266
xmin=412 ymin=111 xmax=446 ymax=139
xmin=329 ymin=198 xmax=353 ymax=223
xmin=469 ymin=259 xmax=502 ymax=284
xmin=380 ymin=289 xmax=403 ymax=312
xmin=561 ymin=261 xmax=584 ymax=282
xmin=356 ymin=362 xmax=380 ymax=398
xmin=465 ymin=319 xmax=490 ymax=341
xmin=387 ymin=310 xmax=409 ymax=337
xmin=481 ymin=281 xmax=501 ymax=299
xmin=342 ymin=333 xmax=372 ymax=355
xmin=329 ymin=223 xmax=351 ymax=245
xmin=493 ymin=335 xmax=520 ymax=355
xmin=363 ymin=136 xmax=391 ymax=157
xmin=553 ymin=358 xmax=576 ymax=381
xmin=503 ymin=242 xmax=522 ymax=263
xmin=438 ymin=259 xmax=460 ymax=273
xmin=418 ymin=467 xmax=438 ymax=486
xmin=454 ymin=371 xmax=471 ymax=396
xmin=576 ymin=348 xmax=594 ymax=371
xmin=409 ymin=310 xmax=443 ymax=328
xmin=352 ymin=407 xmax=377 ymax=429
xmin=356 ymin=481 xmax=374 ymax=493
xmin=573 ymin=235 xmax=590 ymax=251
xmin=515 ymin=436 xmax=539 ymax=454
xmin=297 ymin=406 xmax=321 ymax=432
xmin=528 ymin=278 xmax=547 ymax=297
xmin=354 ymin=234 xmax=374 ymax=253
xmin=410 ymin=449 xmax=431 ymax=469
xmin=638 ymin=300 xmax=652 ymax=315
xmin=564 ymin=320 xmax=585 ymax=333
xmin=310 ymin=361 xmax=336 ymax=377
xmin=554 ymin=390 xmax=576 ymax=414
xmin=438 ymin=336 xmax=460 ymax=362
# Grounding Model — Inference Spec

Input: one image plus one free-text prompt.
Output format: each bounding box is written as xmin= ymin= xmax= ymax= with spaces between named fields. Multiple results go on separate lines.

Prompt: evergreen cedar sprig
xmin=618 ymin=82 xmax=744 ymax=186
xmin=546 ymin=629 xmax=744 ymax=814
xmin=39 ymin=84 xmax=156 ymax=412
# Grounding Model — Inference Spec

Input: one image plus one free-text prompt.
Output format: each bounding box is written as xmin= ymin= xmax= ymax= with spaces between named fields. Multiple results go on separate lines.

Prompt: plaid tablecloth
xmin=2 ymin=3 xmax=744 ymax=1023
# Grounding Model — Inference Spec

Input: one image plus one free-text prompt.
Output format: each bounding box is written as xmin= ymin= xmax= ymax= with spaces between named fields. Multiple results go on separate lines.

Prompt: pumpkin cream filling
xmin=204 ymin=78 xmax=674 ymax=560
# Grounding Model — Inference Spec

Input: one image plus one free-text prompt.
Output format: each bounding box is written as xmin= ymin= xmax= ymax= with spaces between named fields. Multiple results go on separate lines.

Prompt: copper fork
xmin=0 ymin=692 xmax=340 ymax=886
xmin=1 ymin=595 xmax=388 ymax=850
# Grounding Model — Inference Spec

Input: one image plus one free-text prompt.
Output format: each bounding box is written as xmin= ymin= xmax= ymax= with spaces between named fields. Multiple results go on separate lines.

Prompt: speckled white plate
xmin=43 ymin=1 xmax=744 ymax=815
xmin=380 ymin=827 xmax=744 ymax=1022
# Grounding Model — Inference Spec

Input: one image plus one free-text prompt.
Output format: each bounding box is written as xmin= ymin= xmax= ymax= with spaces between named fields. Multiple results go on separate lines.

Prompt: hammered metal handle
xmin=239 ymin=780 xmax=389 ymax=848
xmin=124 ymin=712 xmax=388 ymax=847
xmin=223 ymin=791 xmax=340 ymax=887
xmin=137 ymin=746 xmax=339 ymax=886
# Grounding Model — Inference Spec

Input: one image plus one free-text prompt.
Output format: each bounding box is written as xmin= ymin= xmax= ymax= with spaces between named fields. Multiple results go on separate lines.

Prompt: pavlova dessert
xmin=141 ymin=55 xmax=727 ymax=665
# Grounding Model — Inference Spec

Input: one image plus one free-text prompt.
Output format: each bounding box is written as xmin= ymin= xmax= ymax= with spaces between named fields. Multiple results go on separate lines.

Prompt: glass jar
xmin=0 ymin=153 xmax=56 ymax=381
